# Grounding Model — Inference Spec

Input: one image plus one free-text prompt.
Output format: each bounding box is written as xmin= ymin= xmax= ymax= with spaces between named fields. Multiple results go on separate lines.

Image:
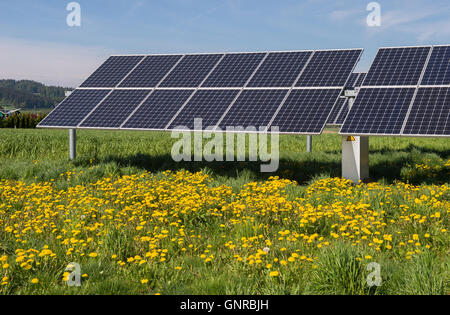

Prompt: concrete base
xmin=342 ymin=136 xmax=369 ymax=183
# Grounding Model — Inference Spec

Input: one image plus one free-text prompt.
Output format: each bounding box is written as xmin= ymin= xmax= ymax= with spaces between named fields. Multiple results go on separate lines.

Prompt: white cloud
xmin=0 ymin=37 xmax=113 ymax=87
xmin=380 ymin=8 xmax=441 ymax=29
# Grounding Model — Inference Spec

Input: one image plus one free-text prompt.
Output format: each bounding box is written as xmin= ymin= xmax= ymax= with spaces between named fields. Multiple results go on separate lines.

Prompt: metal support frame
xmin=306 ymin=135 xmax=312 ymax=153
xmin=69 ymin=129 xmax=76 ymax=160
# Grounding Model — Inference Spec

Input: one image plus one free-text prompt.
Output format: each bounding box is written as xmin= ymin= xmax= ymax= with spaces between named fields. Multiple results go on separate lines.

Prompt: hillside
xmin=0 ymin=79 xmax=72 ymax=110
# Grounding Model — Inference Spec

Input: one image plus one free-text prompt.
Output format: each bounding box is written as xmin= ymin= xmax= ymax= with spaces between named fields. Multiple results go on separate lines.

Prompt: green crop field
xmin=0 ymin=128 xmax=448 ymax=294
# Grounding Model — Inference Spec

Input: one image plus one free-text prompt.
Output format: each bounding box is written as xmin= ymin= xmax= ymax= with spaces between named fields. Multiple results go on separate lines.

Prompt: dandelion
xmin=269 ymin=271 xmax=279 ymax=277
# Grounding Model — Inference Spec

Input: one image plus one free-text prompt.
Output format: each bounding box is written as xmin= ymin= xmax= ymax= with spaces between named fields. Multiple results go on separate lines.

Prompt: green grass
xmin=0 ymin=128 xmax=448 ymax=186
xmin=0 ymin=128 xmax=448 ymax=295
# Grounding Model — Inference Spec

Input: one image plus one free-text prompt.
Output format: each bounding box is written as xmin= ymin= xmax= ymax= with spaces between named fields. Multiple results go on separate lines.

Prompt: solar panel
xmin=362 ymin=47 xmax=430 ymax=86
xmin=159 ymin=54 xmax=223 ymax=87
xmin=247 ymin=51 xmax=312 ymax=87
xmin=270 ymin=89 xmax=342 ymax=133
xmin=80 ymin=56 xmax=144 ymax=88
xmin=296 ymin=50 xmax=362 ymax=87
xmin=118 ymin=55 xmax=182 ymax=88
xmin=217 ymin=89 xmax=288 ymax=130
xmin=355 ymin=73 xmax=366 ymax=87
xmin=122 ymin=90 xmax=193 ymax=130
xmin=421 ymin=46 xmax=450 ymax=86
xmin=38 ymin=89 xmax=111 ymax=128
xmin=80 ymin=90 xmax=149 ymax=128
xmin=403 ymin=87 xmax=450 ymax=136
xmin=345 ymin=73 xmax=359 ymax=88
xmin=168 ymin=90 xmax=239 ymax=130
xmin=327 ymin=72 xmax=366 ymax=126
xmin=202 ymin=53 xmax=265 ymax=87
xmin=327 ymin=98 xmax=347 ymax=125
xmin=345 ymin=73 xmax=366 ymax=88
xmin=335 ymin=99 xmax=350 ymax=125
xmin=340 ymin=88 xmax=416 ymax=135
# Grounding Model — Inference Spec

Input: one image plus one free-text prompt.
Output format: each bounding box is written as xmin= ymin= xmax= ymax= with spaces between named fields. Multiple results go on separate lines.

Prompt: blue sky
xmin=1 ymin=0 xmax=450 ymax=87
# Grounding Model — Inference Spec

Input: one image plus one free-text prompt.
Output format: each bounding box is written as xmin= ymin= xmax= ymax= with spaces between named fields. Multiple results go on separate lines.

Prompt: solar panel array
xmin=39 ymin=49 xmax=362 ymax=134
xmin=340 ymin=45 xmax=450 ymax=137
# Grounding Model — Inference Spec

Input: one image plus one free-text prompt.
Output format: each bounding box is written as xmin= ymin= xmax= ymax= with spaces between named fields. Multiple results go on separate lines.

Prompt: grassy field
xmin=0 ymin=128 xmax=448 ymax=294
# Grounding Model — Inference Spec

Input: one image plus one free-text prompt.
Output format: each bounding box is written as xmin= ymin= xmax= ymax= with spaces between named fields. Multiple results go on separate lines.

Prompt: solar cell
xmin=340 ymin=88 xmax=416 ymax=135
xmin=80 ymin=90 xmax=149 ymax=128
xmin=363 ymin=47 xmax=430 ymax=86
xmin=38 ymin=89 xmax=111 ymax=128
xmin=217 ymin=89 xmax=288 ymax=130
xmin=119 ymin=55 xmax=182 ymax=88
xmin=202 ymin=53 xmax=265 ymax=87
xmin=421 ymin=46 xmax=450 ymax=86
xmin=270 ymin=89 xmax=342 ymax=133
xmin=80 ymin=56 xmax=144 ymax=88
xmin=122 ymin=90 xmax=193 ymax=130
xmin=327 ymin=98 xmax=347 ymax=125
xmin=159 ymin=54 xmax=223 ymax=87
xmin=296 ymin=49 xmax=362 ymax=87
xmin=403 ymin=87 xmax=450 ymax=135
xmin=168 ymin=90 xmax=239 ymax=130
xmin=248 ymin=51 xmax=312 ymax=87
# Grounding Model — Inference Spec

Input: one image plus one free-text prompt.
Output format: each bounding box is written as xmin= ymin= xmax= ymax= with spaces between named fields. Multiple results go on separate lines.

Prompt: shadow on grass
xmin=75 ymin=153 xmax=341 ymax=185
xmin=74 ymin=148 xmax=448 ymax=185
xmin=370 ymin=143 xmax=450 ymax=158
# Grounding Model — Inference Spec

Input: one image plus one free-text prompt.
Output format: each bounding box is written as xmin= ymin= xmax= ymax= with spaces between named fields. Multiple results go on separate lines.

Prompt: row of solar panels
xmin=38 ymin=45 xmax=450 ymax=137
xmin=39 ymin=49 xmax=363 ymax=134
xmin=79 ymin=49 xmax=362 ymax=88
xmin=40 ymin=87 xmax=344 ymax=134
xmin=341 ymin=45 xmax=450 ymax=136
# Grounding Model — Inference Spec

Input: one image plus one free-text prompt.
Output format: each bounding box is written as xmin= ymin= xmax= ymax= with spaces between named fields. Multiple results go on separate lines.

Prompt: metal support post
xmin=69 ymin=129 xmax=76 ymax=160
xmin=306 ymin=135 xmax=312 ymax=153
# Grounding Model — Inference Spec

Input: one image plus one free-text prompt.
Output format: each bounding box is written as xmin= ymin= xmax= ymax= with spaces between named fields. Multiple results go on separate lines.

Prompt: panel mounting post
xmin=306 ymin=135 xmax=312 ymax=153
xmin=69 ymin=129 xmax=76 ymax=160
xmin=341 ymin=96 xmax=369 ymax=183
xmin=342 ymin=135 xmax=369 ymax=183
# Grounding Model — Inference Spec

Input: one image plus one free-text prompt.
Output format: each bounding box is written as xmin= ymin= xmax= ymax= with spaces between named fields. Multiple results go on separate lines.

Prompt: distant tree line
xmin=0 ymin=79 xmax=72 ymax=110
xmin=0 ymin=112 xmax=47 ymax=128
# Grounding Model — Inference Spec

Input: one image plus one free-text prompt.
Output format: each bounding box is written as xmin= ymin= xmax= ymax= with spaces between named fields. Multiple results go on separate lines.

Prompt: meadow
xmin=0 ymin=128 xmax=448 ymax=294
